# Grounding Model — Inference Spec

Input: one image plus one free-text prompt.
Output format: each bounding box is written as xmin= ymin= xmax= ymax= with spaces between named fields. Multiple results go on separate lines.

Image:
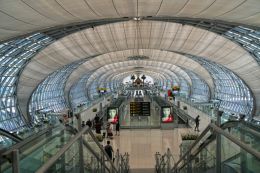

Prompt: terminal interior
xmin=0 ymin=1 xmax=260 ymax=173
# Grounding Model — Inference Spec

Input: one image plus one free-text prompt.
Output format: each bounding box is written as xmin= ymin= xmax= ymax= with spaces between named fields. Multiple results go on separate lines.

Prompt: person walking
xmin=86 ymin=119 xmax=92 ymax=128
xmin=106 ymin=122 xmax=113 ymax=139
xmin=115 ymin=121 xmax=120 ymax=136
xmin=104 ymin=141 xmax=114 ymax=160
xmin=195 ymin=115 xmax=200 ymax=132
xmin=94 ymin=114 xmax=99 ymax=124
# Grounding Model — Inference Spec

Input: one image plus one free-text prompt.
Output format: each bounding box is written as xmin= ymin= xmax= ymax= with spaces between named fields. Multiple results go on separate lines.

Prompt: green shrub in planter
xmin=95 ymin=134 xmax=103 ymax=142
xmin=181 ymin=133 xmax=199 ymax=140
xmin=92 ymin=108 xmax=97 ymax=112
xmin=180 ymin=133 xmax=199 ymax=157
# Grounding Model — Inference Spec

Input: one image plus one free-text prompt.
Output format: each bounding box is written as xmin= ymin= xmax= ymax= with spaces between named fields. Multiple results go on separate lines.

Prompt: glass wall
xmin=225 ymin=26 xmax=260 ymax=64
xmin=179 ymin=77 xmax=190 ymax=98
xmin=192 ymin=57 xmax=253 ymax=116
xmin=70 ymin=72 xmax=92 ymax=109
xmin=29 ymin=61 xmax=83 ymax=122
xmin=186 ymin=70 xmax=210 ymax=102
xmin=0 ymin=33 xmax=53 ymax=131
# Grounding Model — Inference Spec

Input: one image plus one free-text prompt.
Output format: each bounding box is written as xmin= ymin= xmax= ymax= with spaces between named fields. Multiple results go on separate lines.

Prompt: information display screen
xmin=130 ymin=102 xmax=150 ymax=116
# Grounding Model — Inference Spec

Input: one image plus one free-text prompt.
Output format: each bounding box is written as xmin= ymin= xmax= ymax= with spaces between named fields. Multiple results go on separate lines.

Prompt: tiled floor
xmin=103 ymin=128 xmax=192 ymax=169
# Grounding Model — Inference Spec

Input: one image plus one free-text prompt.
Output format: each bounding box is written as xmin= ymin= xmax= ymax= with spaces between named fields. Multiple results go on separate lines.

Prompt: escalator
xmin=34 ymin=126 xmax=121 ymax=173
xmin=0 ymin=128 xmax=22 ymax=143
xmin=0 ymin=123 xmax=77 ymax=173
xmin=173 ymin=120 xmax=260 ymax=173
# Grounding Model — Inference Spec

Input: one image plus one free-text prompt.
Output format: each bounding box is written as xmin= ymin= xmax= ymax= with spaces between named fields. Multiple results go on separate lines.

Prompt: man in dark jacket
xmin=104 ymin=141 xmax=113 ymax=160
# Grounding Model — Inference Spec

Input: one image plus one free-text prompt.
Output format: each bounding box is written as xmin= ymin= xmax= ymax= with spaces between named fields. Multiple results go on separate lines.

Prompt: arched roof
xmin=1 ymin=0 xmax=260 ymax=41
xmin=17 ymin=20 xmax=259 ymax=117
xmin=0 ymin=1 xmax=260 ymax=131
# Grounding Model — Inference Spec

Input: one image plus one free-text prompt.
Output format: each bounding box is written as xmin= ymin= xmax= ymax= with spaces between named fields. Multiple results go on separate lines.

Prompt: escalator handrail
xmin=210 ymin=123 xmax=260 ymax=158
xmin=87 ymin=129 xmax=119 ymax=172
xmin=0 ymin=127 xmax=50 ymax=155
xmin=172 ymin=122 xmax=260 ymax=172
xmin=179 ymin=120 xmax=258 ymax=167
xmin=172 ymin=125 xmax=212 ymax=171
xmin=82 ymin=138 xmax=111 ymax=172
xmin=0 ymin=128 xmax=22 ymax=143
xmin=36 ymin=126 xmax=119 ymax=173
xmin=36 ymin=126 xmax=90 ymax=173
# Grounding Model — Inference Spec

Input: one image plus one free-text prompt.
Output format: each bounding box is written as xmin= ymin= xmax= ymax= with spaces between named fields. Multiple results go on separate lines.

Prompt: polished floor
xmin=103 ymin=128 xmax=193 ymax=169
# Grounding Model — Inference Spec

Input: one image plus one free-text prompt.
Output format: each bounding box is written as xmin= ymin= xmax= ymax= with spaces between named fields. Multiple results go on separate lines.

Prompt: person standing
xmin=94 ymin=114 xmax=99 ymax=124
xmin=86 ymin=119 xmax=92 ymax=128
xmin=195 ymin=115 xmax=200 ymax=132
xmin=81 ymin=121 xmax=85 ymax=128
xmin=104 ymin=141 xmax=114 ymax=160
xmin=106 ymin=122 xmax=113 ymax=139
xmin=115 ymin=121 xmax=120 ymax=136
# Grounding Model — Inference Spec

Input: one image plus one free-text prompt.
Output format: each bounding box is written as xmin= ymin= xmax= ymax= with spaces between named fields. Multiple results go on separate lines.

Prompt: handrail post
xmin=101 ymin=151 xmax=105 ymax=173
xmin=187 ymin=151 xmax=192 ymax=173
xmin=12 ymin=149 xmax=20 ymax=173
xmin=240 ymin=120 xmax=247 ymax=173
xmin=76 ymin=113 xmax=84 ymax=173
xmin=167 ymin=148 xmax=170 ymax=173
xmin=78 ymin=135 xmax=84 ymax=173
xmin=216 ymin=110 xmax=223 ymax=173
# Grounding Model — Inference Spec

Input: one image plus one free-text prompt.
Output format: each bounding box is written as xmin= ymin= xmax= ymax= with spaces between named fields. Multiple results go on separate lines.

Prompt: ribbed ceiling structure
xmin=0 ymin=0 xmax=260 ymax=131
xmin=1 ymin=0 xmax=260 ymax=41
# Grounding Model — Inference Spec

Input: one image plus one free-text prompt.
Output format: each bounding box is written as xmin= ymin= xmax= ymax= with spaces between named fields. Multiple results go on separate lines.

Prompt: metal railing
xmin=155 ymin=148 xmax=175 ymax=173
xmin=115 ymin=149 xmax=130 ymax=173
xmin=74 ymin=94 xmax=112 ymax=114
xmin=176 ymin=97 xmax=214 ymax=117
xmin=172 ymin=120 xmax=260 ymax=173
xmin=36 ymin=126 xmax=118 ymax=173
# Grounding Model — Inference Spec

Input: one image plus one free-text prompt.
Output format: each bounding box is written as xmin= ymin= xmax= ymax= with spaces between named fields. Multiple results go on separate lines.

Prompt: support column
xmin=239 ymin=115 xmax=247 ymax=173
xmin=216 ymin=110 xmax=223 ymax=173
xmin=12 ymin=149 xmax=20 ymax=173
xmin=77 ymin=113 xmax=84 ymax=173
xmin=187 ymin=151 xmax=192 ymax=173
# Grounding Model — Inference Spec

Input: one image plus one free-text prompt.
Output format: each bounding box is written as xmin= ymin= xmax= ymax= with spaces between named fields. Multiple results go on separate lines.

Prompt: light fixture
xmin=133 ymin=17 xmax=141 ymax=21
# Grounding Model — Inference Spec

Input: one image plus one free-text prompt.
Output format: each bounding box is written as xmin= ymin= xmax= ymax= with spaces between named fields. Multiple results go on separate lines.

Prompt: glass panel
xmin=1 ymin=126 xmax=74 ymax=173
xmin=221 ymin=135 xmax=260 ymax=173
xmin=191 ymin=140 xmax=216 ymax=173
xmin=70 ymin=72 xmax=92 ymax=111
xmin=45 ymin=139 xmax=80 ymax=173
xmin=225 ymin=26 xmax=260 ymax=63
xmin=191 ymin=57 xmax=253 ymax=117
xmin=0 ymin=33 xmax=53 ymax=131
xmin=29 ymin=60 xmax=84 ymax=121
xmin=186 ymin=70 xmax=210 ymax=102
xmin=227 ymin=123 xmax=260 ymax=152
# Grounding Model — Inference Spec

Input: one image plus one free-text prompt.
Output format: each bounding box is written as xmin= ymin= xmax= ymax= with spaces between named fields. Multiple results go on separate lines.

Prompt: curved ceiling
xmin=84 ymin=61 xmax=191 ymax=88
xmin=17 ymin=20 xmax=260 ymax=117
xmin=64 ymin=50 xmax=208 ymax=95
xmin=1 ymin=0 xmax=260 ymax=41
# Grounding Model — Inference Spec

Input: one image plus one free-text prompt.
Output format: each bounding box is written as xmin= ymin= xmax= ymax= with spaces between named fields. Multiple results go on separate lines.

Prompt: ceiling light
xmin=133 ymin=17 xmax=141 ymax=21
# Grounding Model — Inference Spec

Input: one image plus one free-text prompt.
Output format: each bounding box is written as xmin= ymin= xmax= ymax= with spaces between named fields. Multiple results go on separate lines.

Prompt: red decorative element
xmin=168 ymin=90 xmax=172 ymax=96
xmin=162 ymin=114 xmax=174 ymax=123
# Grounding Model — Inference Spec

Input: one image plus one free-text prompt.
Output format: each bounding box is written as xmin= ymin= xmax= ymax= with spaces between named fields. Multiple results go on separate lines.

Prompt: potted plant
xmin=95 ymin=134 xmax=103 ymax=142
xmin=92 ymin=108 xmax=97 ymax=112
xmin=180 ymin=133 xmax=199 ymax=157
xmin=181 ymin=133 xmax=199 ymax=140
xmin=172 ymin=86 xmax=180 ymax=91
